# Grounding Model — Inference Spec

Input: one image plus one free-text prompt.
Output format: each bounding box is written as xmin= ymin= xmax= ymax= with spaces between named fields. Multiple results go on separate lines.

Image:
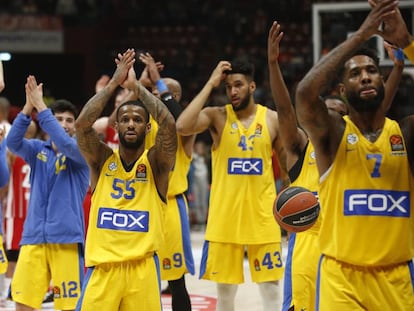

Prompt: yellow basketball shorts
xmin=76 ymin=254 xmax=161 ymax=311
xmin=158 ymin=194 xmax=195 ymax=280
xmin=199 ymin=240 xmax=284 ymax=284
xmin=316 ymin=255 xmax=414 ymax=310
xmin=11 ymin=243 xmax=84 ymax=310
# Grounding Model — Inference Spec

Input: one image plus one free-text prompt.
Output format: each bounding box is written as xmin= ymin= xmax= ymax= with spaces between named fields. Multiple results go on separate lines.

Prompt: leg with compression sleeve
xmin=216 ymin=283 xmax=238 ymax=311
xmin=258 ymin=281 xmax=282 ymax=311
xmin=169 ymin=275 xmax=191 ymax=311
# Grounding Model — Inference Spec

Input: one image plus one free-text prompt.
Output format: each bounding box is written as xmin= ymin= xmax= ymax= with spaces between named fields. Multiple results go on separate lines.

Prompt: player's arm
xmin=176 ymin=61 xmax=231 ymax=136
xmin=76 ymin=49 xmax=136 ymax=188
xmin=6 ymin=84 xmax=37 ymax=159
xmin=267 ymin=21 xmax=308 ymax=170
xmin=296 ymin=1 xmax=395 ymax=174
xmin=124 ymin=69 xmax=177 ymax=199
xmin=382 ymin=42 xmax=404 ymax=113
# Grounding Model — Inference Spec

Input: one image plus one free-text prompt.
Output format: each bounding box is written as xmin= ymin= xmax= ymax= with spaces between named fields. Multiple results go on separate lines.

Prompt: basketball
xmin=273 ymin=186 xmax=320 ymax=232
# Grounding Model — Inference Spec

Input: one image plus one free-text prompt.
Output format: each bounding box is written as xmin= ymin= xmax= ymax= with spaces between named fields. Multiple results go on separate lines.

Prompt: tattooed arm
xmin=123 ymin=66 xmax=177 ymax=199
xmin=295 ymin=0 xmax=396 ymax=174
xmin=75 ymin=49 xmax=136 ymax=189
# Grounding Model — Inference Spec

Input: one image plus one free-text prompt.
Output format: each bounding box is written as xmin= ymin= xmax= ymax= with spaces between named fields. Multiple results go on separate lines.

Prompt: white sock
xmin=258 ymin=281 xmax=282 ymax=311
xmin=216 ymin=283 xmax=238 ymax=311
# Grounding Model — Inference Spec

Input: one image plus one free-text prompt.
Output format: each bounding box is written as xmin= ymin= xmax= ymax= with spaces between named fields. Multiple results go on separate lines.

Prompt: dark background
xmin=0 ymin=0 xmax=413 ymax=120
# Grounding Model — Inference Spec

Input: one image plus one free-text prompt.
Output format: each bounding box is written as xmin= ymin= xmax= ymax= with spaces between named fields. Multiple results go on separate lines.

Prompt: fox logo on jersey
xmin=344 ymin=190 xmax=410 ymax=217
xmin=97 ymin=208 xmax=149 ymax=231
xmin=228 ymin=158 xmax=263 ymax=175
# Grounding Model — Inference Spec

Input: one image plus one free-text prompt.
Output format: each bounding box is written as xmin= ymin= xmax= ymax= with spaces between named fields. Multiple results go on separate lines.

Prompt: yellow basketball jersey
xmin=144 ymin=115 xmax=158 ymax=150
xmin=85 ymin=150 xmax=165 ymax=266
xmin=404 ymin=42 xmax=414 ymax=64
xmin=167 ymin=135 xmax=191 ymax=197
xmin=290 ymin=142 xmax=321 ymax=234
xmin=206 ymin=104 xmax=280 ymax=244
xmin=144 ymin=116 xmax=190 ymax=196
xmin=319 ymin=116 xmax=414 ymax=266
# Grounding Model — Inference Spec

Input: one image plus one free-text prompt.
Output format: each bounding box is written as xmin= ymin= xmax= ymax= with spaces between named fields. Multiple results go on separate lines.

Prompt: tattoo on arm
xmin=138 ymin=85 xmax=177 ymax=158
xmin=81 ymin=88 xmax=115 ymax=128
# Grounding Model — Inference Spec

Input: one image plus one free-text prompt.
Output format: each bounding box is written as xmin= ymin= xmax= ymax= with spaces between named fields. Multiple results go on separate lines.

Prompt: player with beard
xmin=176 ymin=59 xmax=286 ymax=311
xmin=75 ymin=49 xmax=177 ymax=310
xmin=295 ymin=1 xmax=414 ymax=309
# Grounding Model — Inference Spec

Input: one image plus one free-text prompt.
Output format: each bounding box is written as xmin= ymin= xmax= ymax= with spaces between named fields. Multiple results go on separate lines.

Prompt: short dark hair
xmin=224 ymin=58 xmax=255 ymax=80
xmin=49 ymin=99 xmax=78 ymax=118
xmin=116 ymin=100 xmax=149 ymax=122
xmin=339 ymin=46 xmax=380 ymax=80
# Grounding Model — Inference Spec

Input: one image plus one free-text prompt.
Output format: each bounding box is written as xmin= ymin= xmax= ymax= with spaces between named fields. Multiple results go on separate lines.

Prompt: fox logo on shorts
xmin=163 ymin=258 xmax=171 ymax=270
xmin=53 ymin=286 xmax=61 ymax=298
xmin=254 ymin=259 xmax=261 ymax=271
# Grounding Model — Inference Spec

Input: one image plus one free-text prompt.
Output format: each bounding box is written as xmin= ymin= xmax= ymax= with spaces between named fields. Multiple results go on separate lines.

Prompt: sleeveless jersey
xmin=144 ymin=116 xmax=190 ymax=197
xmin=206 ymin=104 xmax=280 ymax=244
xmin=85 ymin=149 xmax=165 ymax=266
xmin=290 ymin=142 xmax=321 ymax=234
xmin=319 ymin=116 xmax=414 ymax=266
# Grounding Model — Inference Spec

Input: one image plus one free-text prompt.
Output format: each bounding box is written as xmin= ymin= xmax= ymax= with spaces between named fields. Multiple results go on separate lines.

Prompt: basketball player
xmin=75 ymin=49 xmax=177 ymax=310
xmin=176 ymin=58 xmax=286 ymax=310
xmin=7 ymin=76 xmax=89 ymax=311
xmin=139 ymin=52 xmax=195 ymax=311
xmin=295 ymin=1 xmax=414 ymax=309
xmin=267 ymin=19 xmax=404 ymax=311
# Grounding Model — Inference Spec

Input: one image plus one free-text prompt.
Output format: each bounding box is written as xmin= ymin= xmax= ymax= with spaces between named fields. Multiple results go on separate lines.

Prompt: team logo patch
xmin=136 ymin=164 xmax=147 ymax=179
xmin=231 ymin=122 xmax=238 ymax=130
xmin=163 ymin=258 xmax=172 ymax=270
xmin=36 ymin=150 xmax=48 ymax=162
xmin=108 ymin=161 xmax=117 ymax=171
xmin=347 ymin=133 xmax=358 ymax=144
xmin=254 ymin=259 xmax=261 ymax=271
xmin=53 ymin=286 xmax=61 ymax=299
xmin=390 ymin=135 xmax=405 ymax=152
xmin=255 ymin=123 xmax=262 ymax=135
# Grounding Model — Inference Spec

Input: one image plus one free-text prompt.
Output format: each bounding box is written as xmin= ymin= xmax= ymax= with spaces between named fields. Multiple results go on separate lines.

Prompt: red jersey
xmin=5 ymin=156 xmax=31 ymax=250
xmin=106 ymin=126 xmax=119 ymax=150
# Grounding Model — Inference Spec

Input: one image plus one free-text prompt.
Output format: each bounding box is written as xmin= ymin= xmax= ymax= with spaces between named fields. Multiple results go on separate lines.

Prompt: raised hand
xmin=384 ymin=41 xmax=404 ymax=66
xmin=208 ymin=61 xmax=232 ymax=88
xmin=368 ymin=0 xmax=411 ymax=47
xmin=26 ymin=75 xmax=47 ymax=112
xmin=113 ymin=48 xmax=136 ymax=86
xmin=268 ymin=21 xmax=284 ymax=64
xmin=139 ymin=52 xmax=164 ymax=86
xmin=359 ymin=0 xmax=398 ymax=41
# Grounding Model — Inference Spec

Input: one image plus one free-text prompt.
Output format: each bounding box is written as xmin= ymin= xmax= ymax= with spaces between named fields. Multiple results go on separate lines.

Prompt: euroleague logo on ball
xmin=273 ymin=186 xmax=320 ymax=232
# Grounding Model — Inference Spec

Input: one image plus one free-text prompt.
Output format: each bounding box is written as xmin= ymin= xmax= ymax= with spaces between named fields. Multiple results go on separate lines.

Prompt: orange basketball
xmin=273 ymin=186 xmax=320 ymax=232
